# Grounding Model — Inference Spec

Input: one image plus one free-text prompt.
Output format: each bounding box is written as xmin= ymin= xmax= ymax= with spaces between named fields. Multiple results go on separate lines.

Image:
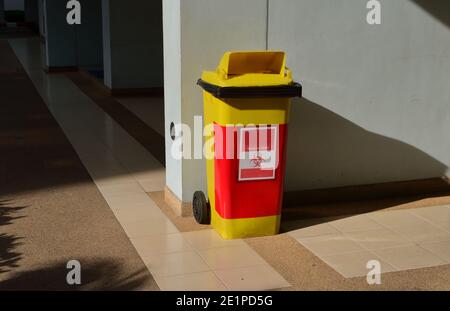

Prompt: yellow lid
xmin=201 ymin=51 xmax=294 ymax=87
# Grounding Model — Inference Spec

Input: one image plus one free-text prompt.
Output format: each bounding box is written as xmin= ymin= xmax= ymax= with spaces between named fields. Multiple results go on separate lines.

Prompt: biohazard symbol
xmin=250 ymin=155 xmax=264 ymax=168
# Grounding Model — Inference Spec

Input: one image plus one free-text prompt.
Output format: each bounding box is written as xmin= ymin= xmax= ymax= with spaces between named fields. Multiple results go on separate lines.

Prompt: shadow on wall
xmin=286 ymin=98 xmax=448 ymax=192
xmin=0 ymin=258 xmax=153 ymax=290
xmin=411 ymin=0 xmax=450 ymax=28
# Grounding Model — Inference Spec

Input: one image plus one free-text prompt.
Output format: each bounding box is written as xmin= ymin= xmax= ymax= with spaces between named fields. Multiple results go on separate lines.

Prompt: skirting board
xmin=79 ymin=70 xmax=163 ymax=98
xmin=164 ymin=186 xmax=193 ymax=217
xmin=166 ymin=177 xmax=450 ymax=218
xmin=283 ymin=177 xmax=450 ymax=207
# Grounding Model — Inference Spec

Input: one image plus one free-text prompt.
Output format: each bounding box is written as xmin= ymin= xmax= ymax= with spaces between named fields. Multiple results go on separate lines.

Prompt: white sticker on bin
xmin=238 ymin=125 xmax=278 ymax=181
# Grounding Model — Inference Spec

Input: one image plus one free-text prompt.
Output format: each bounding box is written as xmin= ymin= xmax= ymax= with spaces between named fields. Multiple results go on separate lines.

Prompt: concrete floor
xmin=116 ymin=97 xmax=165 ymax=138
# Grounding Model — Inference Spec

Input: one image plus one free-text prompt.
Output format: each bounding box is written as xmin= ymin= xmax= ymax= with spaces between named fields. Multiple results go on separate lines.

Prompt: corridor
xmin=0 ymin=37 xmax=158 ymax=290
xmin=2 ymin=0 xmax=450 ymax=292
xmin=1 ymin=36 xmax=291 ymax=291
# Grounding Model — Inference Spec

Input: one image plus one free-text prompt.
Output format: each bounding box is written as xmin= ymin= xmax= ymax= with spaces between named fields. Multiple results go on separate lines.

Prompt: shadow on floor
xmin=0 ymin=258 xmax=153 ymax=291
xmin=0 ymin=38 xmax=165 ymax=198
xmin=67 ymin=71 xmax=166 ymax=166
xmin=281 ymin=97 xmax=449 ymax=230
xmin=280 ymin=193 xmax=450 ymax=233
xmin=0 ymin=200 xmax=26 ymax=274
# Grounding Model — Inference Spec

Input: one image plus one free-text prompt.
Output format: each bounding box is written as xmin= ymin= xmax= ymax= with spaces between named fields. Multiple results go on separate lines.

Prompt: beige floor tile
xmin=91 ymin=171 xmax=136 ymax=186
xmin=144 ymin=251 xmax=210 ymax=277
xmin=71 ymin=140 xmax=110 ymax=159
xmin=138 ymin=178 xmax=166 ymax=193
xmin=134 ymin=168 xmax=166 ymax=192
xmin=390 ymin=222 xmax=450 ymax=243
xmin=288 ymin=222 xmax=340 ymax=239
xmin=156 ymin=272 xmax=227 ymax=291
xmin=97 ymin=181 xmax=145 ymax=197
xmin=215 ymin=265 xmax=290 ymax=291
xmin=322 ymin=250 xmax=397 ymax=278
xmin=182 ymin=229 xmax=244 ymax=250
xmin=117 ymin=97 xmax=165 ymax=137
xmin=78 ymin=148 xmax=122 ymax=165
xmin=111 ymin=205 xmax=166 ymax=223
xmin=130 ymin=233 xmax=193 ymax=258
xmin=329 ymin=215 xmax=384 ymax=233
xmin=411 ymin=205 xmax=450 ymax=225
xmin=105 ymin=193 xmax=155 ymax=210
xmin=198 ymin=245 xmax=267 ymax=270
xmin=128 ymin=167 xmax=164 ymax=182
xmin=419 ymin=241 xmax=450 ymax=263
xmin=121 ymin=218 xmax=178 ymax=238
xmin=367 ymin=209 xmax=426 ymax=228
xmin=298 ymin=233 xmax=365 ymax=257
xmin=345 ymin=228 xmax=413 ymax=250
xmin=372 ymin=245 xmax=446 ymax=270
xmin=282 ymin=217 xmax=339 ymax=231
xmin=434 ymin=220 xmax=450 ymax=232
xmin=121 ymin=156 xmax=162 ymax=178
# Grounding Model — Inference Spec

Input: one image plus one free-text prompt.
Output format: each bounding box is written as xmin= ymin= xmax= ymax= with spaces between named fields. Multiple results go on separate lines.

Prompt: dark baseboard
xmin=283 ymin=177 xmax=450 ymax=207
xmin=79 ymin=69 xmax=163 ymax=98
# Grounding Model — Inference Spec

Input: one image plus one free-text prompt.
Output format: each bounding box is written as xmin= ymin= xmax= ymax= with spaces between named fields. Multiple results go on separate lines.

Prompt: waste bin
xmin=194 ymin=51 xmax=302 ymax=239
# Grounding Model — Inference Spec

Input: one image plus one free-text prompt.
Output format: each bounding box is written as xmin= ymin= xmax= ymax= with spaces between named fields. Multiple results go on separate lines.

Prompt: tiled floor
xmin=9 ymin=38 xmax=290 ymax=291
xmin=116 ymin=97 xmax=165 ymax=137
xmin=288 ymin=205 xmax=450 ymax=278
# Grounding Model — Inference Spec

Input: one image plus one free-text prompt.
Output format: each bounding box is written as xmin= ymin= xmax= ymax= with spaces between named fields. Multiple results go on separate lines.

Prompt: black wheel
xmin=193 ymin=191 xmax=210 ymax=225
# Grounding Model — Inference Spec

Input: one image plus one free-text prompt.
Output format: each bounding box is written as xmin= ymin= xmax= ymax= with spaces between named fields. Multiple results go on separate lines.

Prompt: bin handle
xmin=218 ymin=67 xmax=291 ymax=80
xmin=219 ymin=68 xmax=228 ymax=80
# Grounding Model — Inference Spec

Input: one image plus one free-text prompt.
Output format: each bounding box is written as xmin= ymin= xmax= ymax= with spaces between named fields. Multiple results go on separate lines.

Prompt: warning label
xmin=238 ymin=126 xmax=278 ymax=181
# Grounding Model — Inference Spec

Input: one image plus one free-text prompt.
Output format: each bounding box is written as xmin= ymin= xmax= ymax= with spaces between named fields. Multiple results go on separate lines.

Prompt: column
xmin=43 ymin=0 xmax=102 ymax=71
xmin=163 ymin=0 xmax=268 ymax=208
xmin=0 ymin=0 xmax=5 ymax=26
xmin=101 ymin=0 xmax=163 ymax=93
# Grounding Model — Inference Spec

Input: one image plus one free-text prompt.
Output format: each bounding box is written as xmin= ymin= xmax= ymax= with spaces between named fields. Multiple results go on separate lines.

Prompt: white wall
xmin=163 ymin=0 xmax=182 ymax=198
xmin=164 ymin=0 xmax=268 ymax=201
xmin=102 ymin=0 xmax=163 ymax=90
xmin=165 ymin=0 xmax=450 ymax=202
xmin=269 ymin=0 xmax=450 ymax=191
